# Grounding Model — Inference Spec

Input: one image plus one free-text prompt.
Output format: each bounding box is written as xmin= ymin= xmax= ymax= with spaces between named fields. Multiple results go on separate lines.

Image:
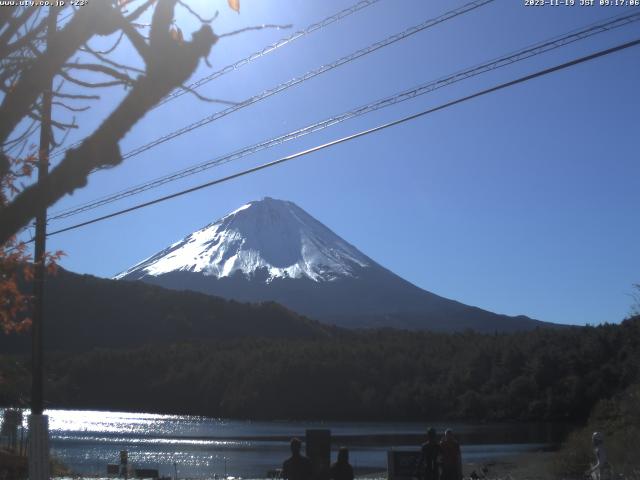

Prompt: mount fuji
xmin=116 ymin=197 xmax=550 ymax=332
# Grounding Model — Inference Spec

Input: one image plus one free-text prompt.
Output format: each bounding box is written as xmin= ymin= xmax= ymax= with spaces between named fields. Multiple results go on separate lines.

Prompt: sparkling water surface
xmin=8 ymin=409 xmax=562 ymax=478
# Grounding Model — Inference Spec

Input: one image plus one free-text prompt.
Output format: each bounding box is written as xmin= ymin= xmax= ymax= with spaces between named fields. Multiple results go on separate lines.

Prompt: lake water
xmin=7 ymin=409 xmax=567 ymax=479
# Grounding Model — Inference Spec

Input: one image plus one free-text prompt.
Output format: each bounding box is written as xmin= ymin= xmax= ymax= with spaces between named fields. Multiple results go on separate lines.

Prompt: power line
xmin=49 ymin=8 xmax=639 ymax=220
xmin=48 ymin=0 xmax=382 ymax=158
xmin=117 ymin=0 xmax=493 ymax=162
xmin=42 ymin=37 xmax=640 ymax=239
xmin=50 ymin=0 xmax=494 ymax=166
xmin=48 ymin=9 xmax=640 ymax=222
xmin=159 ymin=0 xmax=384 ymax=106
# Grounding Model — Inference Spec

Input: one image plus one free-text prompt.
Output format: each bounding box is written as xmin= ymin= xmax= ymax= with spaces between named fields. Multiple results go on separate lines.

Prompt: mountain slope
xmin=117 ymin=198 xmax=553 ymax=332
xmin=116 ymin=197 xmax=370 ymax=283
xmin=1 ymin=268 xmax=330 ymax=353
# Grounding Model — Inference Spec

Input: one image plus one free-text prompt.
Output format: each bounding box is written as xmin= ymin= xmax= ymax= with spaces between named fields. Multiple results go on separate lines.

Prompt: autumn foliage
xmin=0 ymin=154 xmax=63 ymax=334
xmin=0 ymin=154 xmax=35 ymax=334
xmin=0 ymin=240 xmax=33 ymax=334
xmin=0 ymin=0 xmax=247 ymax=333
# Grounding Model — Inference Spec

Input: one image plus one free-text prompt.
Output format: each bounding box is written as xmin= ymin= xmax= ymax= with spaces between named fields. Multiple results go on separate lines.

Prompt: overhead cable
xmin=50 ymin=0 xmax=494 ymax=164
xmin=48 ymin=0 xmax=382 ymax=158
xmin=42 ymin=37 xmax=640 ymax=238
xmin=48 ymin=9 xmax=640 ymax=222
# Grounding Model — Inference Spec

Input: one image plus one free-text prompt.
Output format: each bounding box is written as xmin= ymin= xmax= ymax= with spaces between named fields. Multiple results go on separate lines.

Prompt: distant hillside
xmin=2 ymin=317 xmax=638 ymax=422
xmin=0 ymin=269 xmax=330 ymax=353
xmin=142 ymin=268 xmax=553 ymax=333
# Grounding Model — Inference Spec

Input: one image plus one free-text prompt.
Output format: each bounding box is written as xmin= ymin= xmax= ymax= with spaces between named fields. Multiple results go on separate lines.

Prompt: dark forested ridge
xmin=0 ymin=267 xmax=555 ymax=355
xmin=2 ymin=316 xmax=638 ymax=423
xmin=0 ymin=269 xmax=331 ymax=353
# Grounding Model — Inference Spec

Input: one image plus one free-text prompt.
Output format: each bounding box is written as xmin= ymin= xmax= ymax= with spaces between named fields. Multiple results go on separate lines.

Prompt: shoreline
xmin=463 ymin=450 xmax=560 ymax=480
xmin=46 ymin=452 xmax=577 ymax=480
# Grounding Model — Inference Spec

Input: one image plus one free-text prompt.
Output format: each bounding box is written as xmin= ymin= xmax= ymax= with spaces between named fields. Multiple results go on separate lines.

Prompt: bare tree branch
xmin=118 ymin=14 xmax=151 ymax=64
xmin=81 ymin=42 xmax=144 ymax=74
xmin=0 ymin=7 xmax=14 ymax=31
xmin=63 ymin=62 xmax=134 ymax=84
xmin=125 ymin=0 xmax=157 ymax=22
xmin=0 ymin=7 xmax=37 ymax=57
xmin=51 ymin=101 xmax=90 ymax=113
xmin=178 ymin=1 xmax=218 ymax=24
xmin=0 ymin=14 xmax=47 ymax=59
xmin=25 ymin=109 xmax=77 ymax=132
xmin=0 ymin=1 xmax=122 ymax=144
xmin=2 ymin=118 xmax=38 ymax=150
xmin=179 ymin=82 xmax=239 ymax=105
xmin=50 ymin=118 xmax=78 ymax=131
xmin=84 ymin=30 xmax=125 ymax=55
xmin=0 ymin=0 xmax=218 ymax=244
xmin=52 ymin=121 xmax=74 ymax=149
xmin=53 ymin=91 xmax=100 ymax=101
xmin=59 ymin=70 xmax=128 ymax=89
xmin=149 ymin=0 xmax=177 ymax=47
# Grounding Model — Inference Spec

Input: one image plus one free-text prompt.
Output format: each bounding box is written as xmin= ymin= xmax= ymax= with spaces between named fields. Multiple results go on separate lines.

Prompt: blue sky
xmin=38 ymin=0 xmax=640 ymax=326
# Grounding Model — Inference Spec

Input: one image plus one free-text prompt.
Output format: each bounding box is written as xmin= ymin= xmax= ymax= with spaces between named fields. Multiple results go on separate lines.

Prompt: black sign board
xmin=387 ymin=450 xmax=421 ymax=480
xmin=135 ymin=468 xmax=159 ymax=479
xmin=306 ymin=429 xmax=330 ymax=480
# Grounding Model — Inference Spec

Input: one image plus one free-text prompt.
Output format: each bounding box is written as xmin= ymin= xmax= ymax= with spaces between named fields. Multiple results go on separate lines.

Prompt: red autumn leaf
xmin=46 ymin=262 xmax=58 ymax=275
xmin=15 ymin=318 xmax=32 ymax=334
xmin=23 ymin=268 xmax=34 ymax=282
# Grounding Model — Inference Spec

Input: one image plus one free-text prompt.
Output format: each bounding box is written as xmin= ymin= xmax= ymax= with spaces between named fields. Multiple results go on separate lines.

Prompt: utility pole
xmin=28 ymin=6 xmax=57 ymax=480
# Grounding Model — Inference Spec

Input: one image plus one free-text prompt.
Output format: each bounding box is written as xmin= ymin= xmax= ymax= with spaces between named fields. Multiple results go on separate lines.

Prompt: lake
xmin=8 ymin=409 xmax=568 ymax=478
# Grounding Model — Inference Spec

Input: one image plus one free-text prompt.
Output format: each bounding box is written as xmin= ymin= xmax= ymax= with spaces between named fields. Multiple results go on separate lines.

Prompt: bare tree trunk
xmin=0 ymin=0 xmax=218 ymax=245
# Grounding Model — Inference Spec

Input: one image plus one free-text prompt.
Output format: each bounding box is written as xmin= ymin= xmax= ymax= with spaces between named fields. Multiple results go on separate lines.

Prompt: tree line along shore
xmin=1 ymin=317 xmax=638 ymax=478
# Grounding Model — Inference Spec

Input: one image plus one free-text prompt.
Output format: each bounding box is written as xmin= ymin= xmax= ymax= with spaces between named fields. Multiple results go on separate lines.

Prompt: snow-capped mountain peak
xmin=115 ymin=197 xmax=371 ymax=283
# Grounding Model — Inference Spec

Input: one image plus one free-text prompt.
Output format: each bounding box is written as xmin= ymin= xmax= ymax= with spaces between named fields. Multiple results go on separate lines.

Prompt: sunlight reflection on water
xmin=8 ymin=409 xmax=558 ymax=479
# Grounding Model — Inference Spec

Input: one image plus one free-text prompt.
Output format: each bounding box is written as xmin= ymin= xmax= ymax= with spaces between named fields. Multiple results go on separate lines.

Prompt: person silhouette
xmin=282 ymin=438 xmax=313 ymax=480
xmin=439 ymin=429 xmax=462 ymax=480
xmin=418 ymin=428 xmax=441 ymax=480
xmin=588 ymin=432 xmax=611 ymax=480
xmin=329 ymin=447 xmax=354 ymax=480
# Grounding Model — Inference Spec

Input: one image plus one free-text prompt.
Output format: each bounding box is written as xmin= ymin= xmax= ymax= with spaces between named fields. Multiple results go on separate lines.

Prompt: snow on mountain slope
xmin=114 ymin=197 xmax=554 ymax=332
xmin=115 ymin=197 xmax=371 ymax=283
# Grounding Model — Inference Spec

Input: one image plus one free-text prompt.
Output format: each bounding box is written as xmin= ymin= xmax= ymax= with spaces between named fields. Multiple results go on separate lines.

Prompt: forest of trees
xmin=1 ymin=269 xmax=330 ymax=353
xmin=554 ymin=382 xmax=640 ymax=477
xmin=1 ymin=315 xmax=638 ymax=423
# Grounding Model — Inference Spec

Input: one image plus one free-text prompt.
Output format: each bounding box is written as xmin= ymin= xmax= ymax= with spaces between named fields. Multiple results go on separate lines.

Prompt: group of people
xmin=281 ymin=428 xmax=462 ymax=480
xmin=281 ymin=428 xmax=610 ymax=480
xmin=281 ymin=438 xmax=353 ymax=480
xmin=417 ymin=428 xmax=462 ymax=480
